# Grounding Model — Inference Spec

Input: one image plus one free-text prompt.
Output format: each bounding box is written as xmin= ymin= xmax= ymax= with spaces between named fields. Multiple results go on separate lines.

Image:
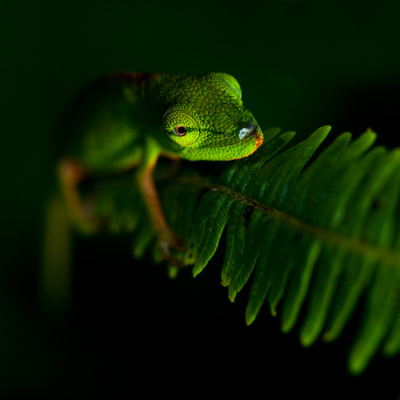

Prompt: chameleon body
xmin=57 ymin=72 xmax=263 ymax=261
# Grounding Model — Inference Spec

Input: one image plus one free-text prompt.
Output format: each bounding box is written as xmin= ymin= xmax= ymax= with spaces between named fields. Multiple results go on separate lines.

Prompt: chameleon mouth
xmin=239 ymin=123 xmax=263 ymax=153
xmin=183 ymin=124 xmax=264 ymax=161
xmin=223 ymin=125 xmax=263 ymax=160
xmin=255 ymin=129 xmax=263 ymax=148
xmin=244 ymin=128 xmax=263 ymax=157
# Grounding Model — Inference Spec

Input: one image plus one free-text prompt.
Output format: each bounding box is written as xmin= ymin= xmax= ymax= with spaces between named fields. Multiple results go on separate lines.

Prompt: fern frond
xmin=89 ymin=126 xmax=400 ymax=374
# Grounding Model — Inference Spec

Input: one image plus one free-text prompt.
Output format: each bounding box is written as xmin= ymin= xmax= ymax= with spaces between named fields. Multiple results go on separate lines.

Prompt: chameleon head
xmin=161 ymin=72 xmax=263 ymax=161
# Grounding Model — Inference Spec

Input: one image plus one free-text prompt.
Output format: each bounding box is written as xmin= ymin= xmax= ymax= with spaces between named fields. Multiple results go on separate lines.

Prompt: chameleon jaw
xmin=224 ymin=126 xmax=263 ymax=160
xmin=181 ymin=124 xmax=263 ymax=161
xmin=245 ymin=129 xmax=263 ymax=157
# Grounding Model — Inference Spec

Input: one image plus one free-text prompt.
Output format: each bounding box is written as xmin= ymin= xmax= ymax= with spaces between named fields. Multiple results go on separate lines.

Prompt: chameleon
xmin=54 ymin=72 xmax=264 ymax=265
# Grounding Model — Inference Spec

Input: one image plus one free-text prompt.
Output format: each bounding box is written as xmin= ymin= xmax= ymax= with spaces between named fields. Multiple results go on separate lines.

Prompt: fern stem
xmin=177 ymin=176 xmax=400 ymax=270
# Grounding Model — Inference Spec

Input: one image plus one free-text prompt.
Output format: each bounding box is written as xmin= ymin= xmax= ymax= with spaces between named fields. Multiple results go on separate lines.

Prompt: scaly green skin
xmin=58 ymin=72 xmax=263 ymax=262
xmin=61 ymin=72 xmax=263 ymax=170
xmin=147 ymin=72 xmax=263 ymax=161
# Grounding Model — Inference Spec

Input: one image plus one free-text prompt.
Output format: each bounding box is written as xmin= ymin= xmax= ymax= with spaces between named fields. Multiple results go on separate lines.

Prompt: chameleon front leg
xmin=58 ymin=140 xmax=185 ymax=264
xmin=137 ymin=137 xmax=185 ymax=264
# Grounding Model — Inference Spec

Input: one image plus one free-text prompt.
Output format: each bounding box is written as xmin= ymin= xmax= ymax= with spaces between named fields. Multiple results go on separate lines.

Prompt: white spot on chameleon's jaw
xmin=239 ymin=127 xmax=252 ymax=140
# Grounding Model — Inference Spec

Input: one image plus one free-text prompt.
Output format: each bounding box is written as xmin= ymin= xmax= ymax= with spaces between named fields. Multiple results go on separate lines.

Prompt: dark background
xmin=2 ymin=0 xmax=400 ymax=398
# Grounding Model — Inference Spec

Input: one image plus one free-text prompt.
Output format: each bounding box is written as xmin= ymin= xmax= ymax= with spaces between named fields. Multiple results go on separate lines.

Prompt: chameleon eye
xmin=174 ymin=125 xmax=187 ymax=137
xmin=163 ymin=109 xmax=200 ymax=147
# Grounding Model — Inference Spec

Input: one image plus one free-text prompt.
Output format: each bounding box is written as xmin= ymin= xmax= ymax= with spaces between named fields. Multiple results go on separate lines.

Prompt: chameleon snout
xmin=237 ymin=123 xmax=264 ymax=156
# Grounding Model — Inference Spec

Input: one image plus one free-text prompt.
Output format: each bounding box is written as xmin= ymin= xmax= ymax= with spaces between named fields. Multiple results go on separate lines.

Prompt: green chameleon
xmin=43 ymin=71 xmax=263 ymax=315
xmin=54 ymin=72 xmax=263 ymax=262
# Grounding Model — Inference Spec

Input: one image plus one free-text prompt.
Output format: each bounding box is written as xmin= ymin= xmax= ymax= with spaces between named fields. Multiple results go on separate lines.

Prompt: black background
xmin=2 ymin=0 xmax=400 ymax=398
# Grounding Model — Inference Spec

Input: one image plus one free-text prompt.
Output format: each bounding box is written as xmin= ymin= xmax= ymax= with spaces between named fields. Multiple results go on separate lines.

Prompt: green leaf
xmin=86 ymin=126 xmax=400 ymax=374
